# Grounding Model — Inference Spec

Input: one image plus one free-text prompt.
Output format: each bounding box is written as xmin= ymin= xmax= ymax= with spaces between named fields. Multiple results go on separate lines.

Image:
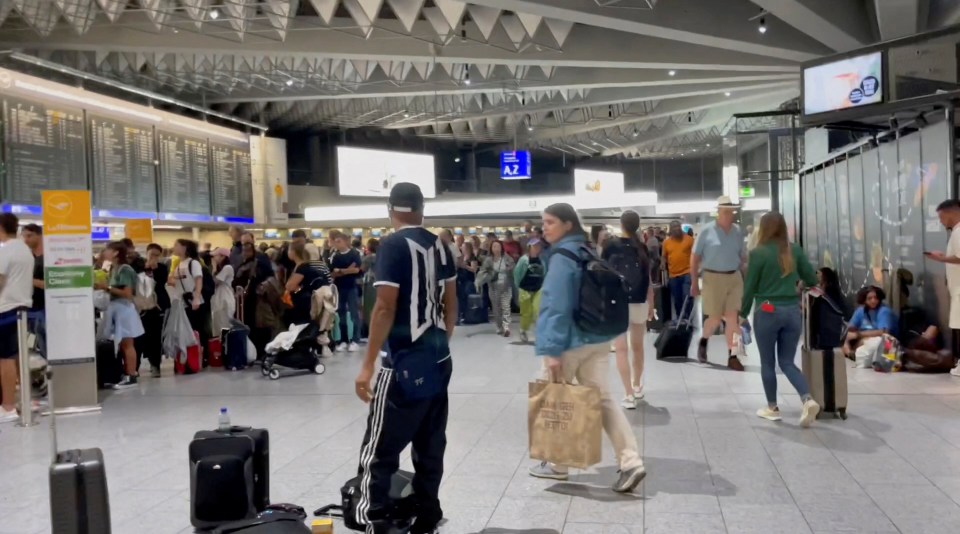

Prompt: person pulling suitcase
xmin=353 ymin=183 xmax=457 ymax=534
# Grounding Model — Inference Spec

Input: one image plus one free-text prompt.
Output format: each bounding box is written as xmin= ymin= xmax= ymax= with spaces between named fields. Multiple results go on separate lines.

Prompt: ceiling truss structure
xmin=0 ymin=0 xmax=945 ymax=158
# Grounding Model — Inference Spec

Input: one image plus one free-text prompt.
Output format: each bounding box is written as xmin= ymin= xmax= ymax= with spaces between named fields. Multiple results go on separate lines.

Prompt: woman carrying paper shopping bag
xmin=527 ymin=203 xmax=646 ymax=493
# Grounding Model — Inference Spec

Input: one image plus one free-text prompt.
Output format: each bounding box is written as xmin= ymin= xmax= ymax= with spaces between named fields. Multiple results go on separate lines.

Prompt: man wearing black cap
xmin=353 ymin=182 xmax=457 ymax=534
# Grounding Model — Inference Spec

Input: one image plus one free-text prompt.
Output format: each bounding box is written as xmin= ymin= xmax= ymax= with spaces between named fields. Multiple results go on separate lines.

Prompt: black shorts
xmin=0 ymin=310 xmax=20 ymax=359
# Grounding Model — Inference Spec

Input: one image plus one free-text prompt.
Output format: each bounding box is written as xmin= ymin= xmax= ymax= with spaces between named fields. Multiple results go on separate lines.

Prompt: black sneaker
xmin=112 ymin=375 xmax=138 ymax=390
xmin=697 ymin=339 xmax=708 ymax=364
xmin=410 ymin=510 xmax=443 ymax=534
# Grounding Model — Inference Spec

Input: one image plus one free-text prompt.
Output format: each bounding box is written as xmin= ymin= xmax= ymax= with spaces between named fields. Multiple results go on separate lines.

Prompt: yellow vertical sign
xmin=42 ymin=190 xmax=91 ymax=235
xmin=124 ymin=219 xmax=154 ymax=246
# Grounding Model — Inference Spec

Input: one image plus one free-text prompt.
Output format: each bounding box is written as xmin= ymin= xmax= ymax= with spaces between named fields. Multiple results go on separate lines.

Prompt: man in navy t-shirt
xmin=330 ymin=231 xmax=363 ymax=351
xmin=353 ymin=182 xmax=457 ymax=534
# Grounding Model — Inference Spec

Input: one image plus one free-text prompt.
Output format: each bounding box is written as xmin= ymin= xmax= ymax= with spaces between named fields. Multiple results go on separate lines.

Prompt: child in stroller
xmin=261 ymin=284 xmax=338 ymax=380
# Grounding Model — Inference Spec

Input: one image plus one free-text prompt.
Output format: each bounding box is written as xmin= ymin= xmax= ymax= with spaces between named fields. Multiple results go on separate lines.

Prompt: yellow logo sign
xmin=42 ymin=190 xmax=91 ymax=235
xmin=124 ymin=219 xmax=154 ymax=246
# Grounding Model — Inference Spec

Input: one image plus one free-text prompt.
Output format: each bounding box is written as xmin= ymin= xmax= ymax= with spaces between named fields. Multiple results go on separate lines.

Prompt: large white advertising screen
xmin=574 ymin=169 xmax=625 ymax=198
xmin=337 ymin=146 xmax=436 ymax=199
xmin=803 ymin=51 xmax=882 ymax=116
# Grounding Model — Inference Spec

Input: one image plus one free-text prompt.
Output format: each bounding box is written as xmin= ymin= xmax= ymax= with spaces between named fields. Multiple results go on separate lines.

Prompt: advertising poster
xmin=803 ymin=51 xmax=882 ymax=115
xmin=337 ymin=146 xmax=436 ymax=199
xmin=124 ymin=219 xmax=153 ymax=246
xmin=861 ymin=148 xmax=885 ymax=287
xmin=42 ymin=190 xmax=95 ymax=364
xmin=847 ymin=154 xmax=868 ymax=297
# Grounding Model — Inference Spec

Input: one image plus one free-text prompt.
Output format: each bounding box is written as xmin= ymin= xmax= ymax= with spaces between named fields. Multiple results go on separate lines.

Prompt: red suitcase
xmin=176 ymin=331 xmax=202 ymax=375
xmin=207 ymin=338 xmax=223 ymax=368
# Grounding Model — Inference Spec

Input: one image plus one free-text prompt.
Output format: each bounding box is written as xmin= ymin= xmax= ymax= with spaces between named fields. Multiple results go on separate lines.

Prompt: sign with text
xmin=42 ymin=190 xmax=95 ymax=364
xmin=124 ymin=219 xmax=154 ymax=246
xmin=500 ymin=150 xmax=532 ymax=180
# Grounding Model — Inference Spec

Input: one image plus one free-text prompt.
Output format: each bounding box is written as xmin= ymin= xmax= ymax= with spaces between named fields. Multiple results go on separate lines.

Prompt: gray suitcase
xmin=48 ymin=368 xmax=112 ymax=534
xmin=800 ymin=291 xmax=849 ymax=419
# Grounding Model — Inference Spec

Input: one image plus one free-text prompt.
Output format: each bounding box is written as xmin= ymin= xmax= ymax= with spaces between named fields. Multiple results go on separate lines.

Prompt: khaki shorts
xmin=701 ymin=271 xmax=743 ymax=318
xmin=628 ymin=303 xmax=649 ymax=325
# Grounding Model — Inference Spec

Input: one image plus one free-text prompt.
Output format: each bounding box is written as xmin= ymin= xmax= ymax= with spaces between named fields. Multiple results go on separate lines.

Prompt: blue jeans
xmin=752 ymin=303 xmax=810 ymax=406
xmin=668 ymin=274 xmax=693 ymax=320
xmin=337 ymin=285 xmax=361 ymax=343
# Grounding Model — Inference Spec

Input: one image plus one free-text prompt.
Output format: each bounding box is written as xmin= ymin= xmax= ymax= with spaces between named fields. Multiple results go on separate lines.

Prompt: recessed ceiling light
xmin=527 ymin=125 xmax=534 ymax=132
xmin=706 ymin=143 xmax=711 ymax=147
xmin=285 ymin=79 xmax=294 ymax=86
xmin=758 ymin=17 xmax=767 ymax=34
xmin=668 ymin=70 xmax=676 ymax=76
xmin=210 ymin=8 xmax=220 ymax=19
xmin=403 ymin=112 xmax=410 ymax=118
xmin=464 ymin=78 xmax=471 ymax=86
xmin=724 ymin=92 xmax=731 ymax=97
xmin=454 ymin=156 xmax=461 ymax=163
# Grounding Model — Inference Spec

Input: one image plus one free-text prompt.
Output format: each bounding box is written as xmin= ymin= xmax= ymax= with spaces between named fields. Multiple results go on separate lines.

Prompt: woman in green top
xmin=740 ymin=212 xmax=820 ymax=427
xmin=95 ymin=241 xmax=144 ymax=390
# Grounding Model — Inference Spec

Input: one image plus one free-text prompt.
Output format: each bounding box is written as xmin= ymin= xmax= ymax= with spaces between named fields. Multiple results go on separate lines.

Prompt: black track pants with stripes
xmin=355 ymin=359 xmax=452 ymax=529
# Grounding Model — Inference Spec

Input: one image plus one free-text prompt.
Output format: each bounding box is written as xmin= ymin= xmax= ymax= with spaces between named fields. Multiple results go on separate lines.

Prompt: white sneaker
xmin=378 ymin=350 xmax=388 ymax=358
xmin=632 ymin=386 xmax=644 ymax=401
xmin=347 ymin=342 xmax=359 ymax=352
xmin=322 ymin=346 xmax=333 ymax=357
xmin=335 ymin=343 xmax=347 ymax=353
xmin=799 ymin=399 xmax=821 ymax=428
xmin=951 ymin=361 xmax=960 ymax=377
xmin=0 ymin=407 xmax=18 ymax=424
xmin=621 ymin=395 xmax=636 ymax=410
xmin=756 ymin=407 xmax=782 ymax=421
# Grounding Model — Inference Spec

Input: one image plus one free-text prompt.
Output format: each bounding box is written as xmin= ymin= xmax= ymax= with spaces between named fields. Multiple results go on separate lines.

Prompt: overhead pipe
xmin=5 ymin=51 xmax=268 ymax=132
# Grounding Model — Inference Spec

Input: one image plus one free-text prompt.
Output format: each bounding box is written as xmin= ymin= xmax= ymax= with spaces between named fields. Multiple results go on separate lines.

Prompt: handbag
xmin=528 ymin=378 xmax=602 ymax=469
xmin=391 ymin=352 xmax=451 ymax=400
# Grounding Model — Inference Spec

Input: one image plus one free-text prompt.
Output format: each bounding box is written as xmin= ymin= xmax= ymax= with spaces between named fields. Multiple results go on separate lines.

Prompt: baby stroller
xmin=262 ymin=323 xmax=326 ymax=380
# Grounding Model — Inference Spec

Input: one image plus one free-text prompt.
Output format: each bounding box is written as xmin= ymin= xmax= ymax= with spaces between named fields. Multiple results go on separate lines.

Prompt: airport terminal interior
xmin=1 ymin=1 xmax=960 ymax=533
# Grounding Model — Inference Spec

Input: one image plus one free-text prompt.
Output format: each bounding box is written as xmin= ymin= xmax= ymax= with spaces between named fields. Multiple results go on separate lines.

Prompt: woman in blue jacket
xmin=527 ymin=203 xmax=646 ymax=493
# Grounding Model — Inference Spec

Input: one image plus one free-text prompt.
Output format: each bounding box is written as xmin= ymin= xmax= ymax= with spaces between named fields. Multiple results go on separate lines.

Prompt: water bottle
xmin=741 ymin=323 xmax=752 ymax=346
xmin=218 ymin=407 xmax=231 ymax=432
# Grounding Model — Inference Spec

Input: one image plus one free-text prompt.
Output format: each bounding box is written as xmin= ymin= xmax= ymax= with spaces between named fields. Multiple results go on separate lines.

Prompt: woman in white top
xmin=210 ymin=248 xmax=236 ymax=336
xmin=168 ymin=239 xmax=209 ymax=351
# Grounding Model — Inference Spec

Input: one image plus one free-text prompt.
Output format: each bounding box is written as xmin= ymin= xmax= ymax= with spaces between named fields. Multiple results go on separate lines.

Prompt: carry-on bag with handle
xmin=95 ymin=339 xmax=122 ymax=389
xmin=48 ymin=368 xmax=113 ymax=534
xmin=212 ymin=511 xmax=310 ymax=534
xmin=195 ymin=426 xmax=270 ymax=512
xmin=654 ymin=296 xmax=695 ymax=359
xmin=313 ymin=470 xmax=416 ymax=532
xmin=224 ymin=322 xmax=250 ymax=371
xmin=175 ymin=330 xmax=202 ymax=375
xmin=463 ymin=292 xmax=488 ymax=325
xmin=189 ymin=432 xmax=257 ymax=528
xmin=800 ymin=290 xmax=849 ymax=419
xmin=208 ymin=337 xmax=224 ymax=368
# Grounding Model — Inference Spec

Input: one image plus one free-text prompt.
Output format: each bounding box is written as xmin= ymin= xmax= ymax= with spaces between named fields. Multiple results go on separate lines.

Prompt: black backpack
xmin=313 ymin=470 xmax=415 ymax=532
xmin=519 ymin=258 xmax=546 ymax=292
xmin=606 ymin=239 xmax=649 ymax=304
xmin=196 ymin=259 xmax=216 ymax=304
xmin=556 ymin=246 xmax=630 ymax=337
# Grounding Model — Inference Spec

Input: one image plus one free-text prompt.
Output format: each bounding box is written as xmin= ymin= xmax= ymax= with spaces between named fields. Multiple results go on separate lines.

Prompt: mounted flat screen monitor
xmin=500 ymin=150 xmax=531 ymax=180
xmin=803 ymin=51 xmax=883 ymax=116
xmin=337 ymin=146 xmax=436 ymax=199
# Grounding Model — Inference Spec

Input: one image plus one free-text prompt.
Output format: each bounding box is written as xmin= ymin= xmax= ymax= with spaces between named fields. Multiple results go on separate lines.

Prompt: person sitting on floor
xmin=844 ymin=285 xmax=897 ymax=368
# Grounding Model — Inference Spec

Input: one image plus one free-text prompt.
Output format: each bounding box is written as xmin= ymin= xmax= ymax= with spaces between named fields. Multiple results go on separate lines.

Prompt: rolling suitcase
xmin=463 ymin=293 xmax=488 ymax=325
xmin=208 ymin=337 xmax=224 ymax=368
xmin=48 ymin=368 xmax=113 ymax=534
xmin=655 ymin=296 xmax=694 ymax=359
xmin=801 ymin=291 xmax=849 ymax=419
xmin=225 ymin=325 xmax=250 ymax=371
xmin=195 ymin=426 xmax=270 ymax=512
xmin=175 ymin=331 xmax=202 ymax=375
xmin=212 ymin=512 xmax=310 ymax=534
xmin=95 ymin=339 xmax=122 ymax=389
xmin=647 ymin=281 xmax=669 ymax=332
xmin=190 ymin=433 xmax=257 ymax=528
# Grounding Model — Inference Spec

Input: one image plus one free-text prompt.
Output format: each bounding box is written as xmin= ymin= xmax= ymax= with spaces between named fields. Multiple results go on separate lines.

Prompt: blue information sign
xmin=500 ymin=150 xmax=532 ymax=180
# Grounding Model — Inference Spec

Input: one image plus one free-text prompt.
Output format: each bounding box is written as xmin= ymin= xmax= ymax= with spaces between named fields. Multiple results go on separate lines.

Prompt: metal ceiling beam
xmin=465 ymin=0 xmax=831 ymax=61
xmin=750 ymin=0 xmax=872 ymax=52
xmin=874 ymin=0 xmax=928 ymax=40
xmin=0 ymin=14 xmax=800 ymax=72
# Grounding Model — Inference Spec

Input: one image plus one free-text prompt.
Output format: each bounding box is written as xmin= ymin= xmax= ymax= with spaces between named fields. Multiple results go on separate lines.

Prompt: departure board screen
xmin=157 ymin=130 xmax=210 ymax=215
xmin=89 ymin=115 xmax=157 ymax=214
xmin=210 ymin=142 xmax=254 ymax=220
xmin=2 ymin=97 xmax=87 ymax=205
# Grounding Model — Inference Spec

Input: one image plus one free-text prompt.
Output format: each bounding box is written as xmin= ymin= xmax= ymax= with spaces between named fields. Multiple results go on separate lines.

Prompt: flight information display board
xmin=210 ymin=142 xmax=254 ymax=221
xmin=2 ymin=97 xmax=87 ymax=206
xmin=157 ymin=130 xmax=210 ymax=215
xmin=89 ymin=115 xmax=157 ymax=216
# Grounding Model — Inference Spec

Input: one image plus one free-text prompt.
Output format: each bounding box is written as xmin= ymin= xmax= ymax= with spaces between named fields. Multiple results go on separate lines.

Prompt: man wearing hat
xmin=691 ymin=196 xmax=746 ymax=371
xmin=353 ymin=182 xmax=457 ymax=534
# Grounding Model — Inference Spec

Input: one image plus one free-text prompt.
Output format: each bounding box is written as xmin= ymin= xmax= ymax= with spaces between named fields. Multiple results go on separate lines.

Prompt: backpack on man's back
xmin=605 ymin=239 xmax=650 ymax=304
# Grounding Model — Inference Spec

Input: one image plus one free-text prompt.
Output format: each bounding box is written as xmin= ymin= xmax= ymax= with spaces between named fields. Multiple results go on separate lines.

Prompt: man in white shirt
xmin=0 ymin=214 xmax=36 ymax=422
xmin=925 ymin=199 xmax=960 ymax=377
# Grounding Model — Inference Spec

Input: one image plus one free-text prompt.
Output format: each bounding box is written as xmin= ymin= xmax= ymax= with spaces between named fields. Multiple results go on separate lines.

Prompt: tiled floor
xmin=3 ymin=321 xmax=960 ymax=534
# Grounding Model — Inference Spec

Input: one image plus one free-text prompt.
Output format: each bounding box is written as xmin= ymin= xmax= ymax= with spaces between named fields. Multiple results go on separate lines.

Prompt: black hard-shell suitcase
xmin=195 ymin=426 xmax=270 ymax=511
xmin=655 ymin=296 xmax=694 ymax=359
xmin=647 ymin=280 xmax=670 ymax=332
xmin=95 ymin=339 xmax=122 ymax=389
xmin=463 ymin=293 xmax=488 ymax=325
xmin=190 ymin=433 xmax=257 ymax=528
xmin=48 ymin=368 xmax=113 ymax=534
xmin=224 ymin=324 xmax=250 ymax=370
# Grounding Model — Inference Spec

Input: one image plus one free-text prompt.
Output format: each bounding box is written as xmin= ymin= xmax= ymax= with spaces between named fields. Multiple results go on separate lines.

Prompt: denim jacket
xmin=535 ymin=234 xmax=615 ymax=357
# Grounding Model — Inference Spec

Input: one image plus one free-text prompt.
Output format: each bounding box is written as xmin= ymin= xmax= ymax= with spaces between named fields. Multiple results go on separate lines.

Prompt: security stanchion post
xmin=16 ymin=309 xmax=36 ymax=427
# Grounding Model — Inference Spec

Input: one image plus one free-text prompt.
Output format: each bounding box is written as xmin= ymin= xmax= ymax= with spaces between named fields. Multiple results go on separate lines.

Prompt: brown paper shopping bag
xmin=528 ymin=380 xmax=602 ymax=469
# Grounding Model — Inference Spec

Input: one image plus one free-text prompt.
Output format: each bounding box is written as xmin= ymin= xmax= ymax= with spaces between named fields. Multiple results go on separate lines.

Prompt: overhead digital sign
xmin=803 ymin=51 xmax=883 ymax=116
xmin=500 ymin=150 xmax=531 ymax=180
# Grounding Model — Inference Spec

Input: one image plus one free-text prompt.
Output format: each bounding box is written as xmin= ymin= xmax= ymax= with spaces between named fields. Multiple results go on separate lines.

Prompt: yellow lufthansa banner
xmin=124 ymin=219 xmax=154 ymax=246
xmin=42 ymin=190 xmax=91 ymax=235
